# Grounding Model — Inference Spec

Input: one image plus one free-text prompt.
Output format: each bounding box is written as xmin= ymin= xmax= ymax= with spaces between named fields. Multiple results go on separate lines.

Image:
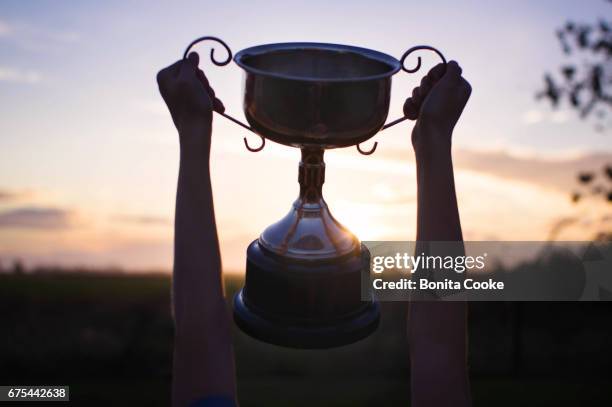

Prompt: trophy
xmin=183 ymin=37 xmax=446 ymax=348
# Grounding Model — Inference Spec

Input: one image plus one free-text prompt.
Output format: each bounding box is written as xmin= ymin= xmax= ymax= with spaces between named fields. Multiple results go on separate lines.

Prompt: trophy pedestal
xmin=233 ymin=240 xmax=380 ymax=348
xmin=233 ymin=147 xmax=379 ymax=348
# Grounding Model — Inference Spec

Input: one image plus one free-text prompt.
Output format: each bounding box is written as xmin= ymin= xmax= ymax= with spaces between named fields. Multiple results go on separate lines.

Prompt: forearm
xmin=415 ymin=134 xmax=462 ymax=242
xmin=173 ymin=142 xmax=224 ymax=331
xmin=172 ymin=125 xmax=236 ymax=406
xmin=409 ymin=127 xmax=470 ymax=407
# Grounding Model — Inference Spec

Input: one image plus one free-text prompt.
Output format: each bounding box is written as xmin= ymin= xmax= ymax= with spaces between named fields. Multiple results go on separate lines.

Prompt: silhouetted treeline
xmin=1 ymin=263 xmax=611 ymax=406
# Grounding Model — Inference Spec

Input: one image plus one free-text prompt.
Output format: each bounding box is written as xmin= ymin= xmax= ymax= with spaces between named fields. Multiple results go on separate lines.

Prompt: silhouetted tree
xmin=538 ymin=18 xmax=612 ymax=130
xmin=538 ymin=7 xmax=612 ymax=209
xmin=572 ymin=165 xmax=612 ymax=204
xmin=12 ymin=260 xmax=25 ymax=275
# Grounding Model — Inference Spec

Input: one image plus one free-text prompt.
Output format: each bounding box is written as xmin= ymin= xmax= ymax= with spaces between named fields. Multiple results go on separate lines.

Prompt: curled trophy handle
xmin=183 ymin=36 xmax=265 ymax=153
xmin=356 ymin=45 xmax=447 ymax=156
xmin=399 ymin=45 xmax=447 ymax=74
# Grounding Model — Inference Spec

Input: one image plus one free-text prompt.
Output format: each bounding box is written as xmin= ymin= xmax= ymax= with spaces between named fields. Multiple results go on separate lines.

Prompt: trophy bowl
xmin=183 ymin=37 xmax=446 ymax=348
xmin=234 ymin=42 xmax=400 ymax=148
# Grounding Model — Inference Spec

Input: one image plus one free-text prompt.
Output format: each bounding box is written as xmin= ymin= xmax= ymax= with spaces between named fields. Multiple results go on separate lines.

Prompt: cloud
xmin=0 ymin=239 xmax=173 ymax=271
xmin=0 ymin=189 xmax=33 ymax=202
xmin=378 ymin=148 xmax=612 ymax=193
xmin=452 ymin=149 xmax=612 ymax=191
xmin=0 ymin=66 xmax=43 ymax=84
xmin=550 ymin=110 xmax=570 ymax=124
xmin=111 ymin=214 xmax=170 ymax=226
xmin=521 ymin=109 xmax=571 ymax=125
xmin=522 ymin=109 xmax=544 ymax=124
xmin=0 ymin=207 xmax=75 ymax=230
xmin=0 ymin=18 xmax=80 ymax=52
xmin=0 ymin=18 xmax=80 ymax=43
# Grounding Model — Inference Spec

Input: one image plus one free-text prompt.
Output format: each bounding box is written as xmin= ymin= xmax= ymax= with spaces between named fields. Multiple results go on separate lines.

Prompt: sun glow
xmin=333 ymin=201 xmax=406 ymax=242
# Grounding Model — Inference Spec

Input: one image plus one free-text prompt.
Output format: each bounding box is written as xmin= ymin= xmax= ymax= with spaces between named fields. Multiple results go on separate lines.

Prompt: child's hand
xmin=157 ymin=52 xmax=224 ymax=139
xmin=403 ymin=61 xmax=471 ymax=156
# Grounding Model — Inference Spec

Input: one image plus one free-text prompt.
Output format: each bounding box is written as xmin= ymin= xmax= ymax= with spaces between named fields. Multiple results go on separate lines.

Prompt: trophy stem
xmin=234 ymin=147 xmax=380 ymax=349
xmin=298 ymin=146 xmax=325 ymax=203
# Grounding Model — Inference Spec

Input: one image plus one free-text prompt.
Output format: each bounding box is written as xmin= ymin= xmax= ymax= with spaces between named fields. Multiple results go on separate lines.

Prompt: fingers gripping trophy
xmin=182 ymin=36 xmax=447 ymax=348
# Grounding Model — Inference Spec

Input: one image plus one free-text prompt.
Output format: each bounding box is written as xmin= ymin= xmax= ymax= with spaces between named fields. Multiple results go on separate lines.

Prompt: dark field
xmin=1 ymin=272 xmax=611 ymax=406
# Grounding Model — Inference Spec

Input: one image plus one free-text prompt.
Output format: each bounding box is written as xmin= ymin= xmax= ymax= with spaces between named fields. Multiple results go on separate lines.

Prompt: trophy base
xmin=233 ymin=240 xmax=380 ymax=349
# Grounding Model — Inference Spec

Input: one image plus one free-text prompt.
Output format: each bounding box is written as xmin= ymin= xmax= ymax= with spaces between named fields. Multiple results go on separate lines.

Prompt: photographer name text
xmin=372 ymin=278 xmax=504 ymax=291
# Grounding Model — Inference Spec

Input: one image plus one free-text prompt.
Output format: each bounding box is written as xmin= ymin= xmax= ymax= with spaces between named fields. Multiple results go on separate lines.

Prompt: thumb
xmin=439 ymin=60 xmax=462 ymax=85
xmin=177 ymin=58 xmax=197 ymax=82
xmin=187 ymin=51 xmax=200 ymax=68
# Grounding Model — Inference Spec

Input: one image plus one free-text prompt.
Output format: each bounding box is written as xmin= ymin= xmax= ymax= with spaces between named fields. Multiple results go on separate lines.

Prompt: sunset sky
xmin=1 ymin=0 xmax=611 ymax=272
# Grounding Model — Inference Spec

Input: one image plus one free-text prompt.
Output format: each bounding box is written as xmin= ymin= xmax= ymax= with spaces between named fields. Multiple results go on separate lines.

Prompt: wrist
xmin=180 ymin=147 xmax=210 ymax=168
xmin=177 ymin=116 xmax=211 ymax=136
xmin=178 ymin=122 xmax=212 ymax=161
xmin=413 ymin=124 xmax=452 ymax=164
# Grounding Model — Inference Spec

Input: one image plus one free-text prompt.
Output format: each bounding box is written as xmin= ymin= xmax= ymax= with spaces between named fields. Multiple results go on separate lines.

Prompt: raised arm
xmin=157 ymin=53 xmax=236 ymax=407
xmin=404 ymin=61 xmax=472 ymax=407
